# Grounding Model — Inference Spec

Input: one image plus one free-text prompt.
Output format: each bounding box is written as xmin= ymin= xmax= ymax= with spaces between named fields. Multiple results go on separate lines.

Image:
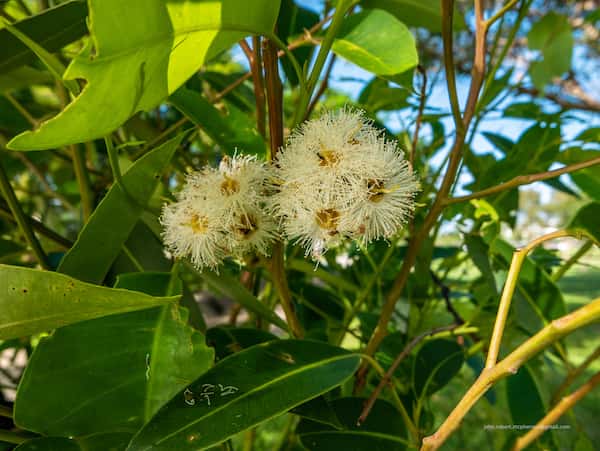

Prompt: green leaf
xmin=127 ymin=340 xmax=361 ymax=450
xmin=206 ymin=326 xmax=277 ymax=361
xmin=332 ymin=9 xmax=418 ymax=76
xmin=569 ymin=202 xmax=600 ymax=245
xmin=8 ymin=0 xmax=281 ymax=150
xmin=169 ymin=87 xmax=265 ymax=155
xmin=297 ymin=397 xmax=407 ymax=450
xmin=291 ymin=396 xmax=343 ymax=429
xmin=412 ymin=339 xmax=464 ymax=396
xmin=0 ymin=264 xmax=176 ymax=340
xmin=507 ymin=365 xmax=546 ymax=429
xmin=361 ymin=0 xmax=465 ymax=32
xmin=14 ymin=273 xmax=213 ymax=437
xmin=199 ymin=268 xmax=289 ymax=331
xmin=559 ymin=148 xmax=600 ymax=200
xmin=358 ymin=77 xmax=410 ymax=112
xmin=14 ymin=433 xmax=131 ymax=451
xmin=2 ymin=19 xmax=80 ymax=95
xmin=0 ymin=0 xmax=88 ymax=73
xmin=57 ymin=134 xmax=183 ymax=284
xmin=527 ymin=13 xmax=573 ymax=90
xmin=0 ymin=66 xmax=53 ymax=92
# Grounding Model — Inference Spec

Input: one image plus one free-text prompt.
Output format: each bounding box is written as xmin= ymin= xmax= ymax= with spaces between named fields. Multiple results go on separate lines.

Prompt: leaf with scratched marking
xmin=127 ymin=340 xmax=361 ymax=450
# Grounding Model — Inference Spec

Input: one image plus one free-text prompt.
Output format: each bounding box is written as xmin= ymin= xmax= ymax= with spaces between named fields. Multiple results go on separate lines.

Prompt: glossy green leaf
xmin=361 ymin=0 xmax=465 ymax=32
xmin=297 ymin=397 xmax=407 ymax=451
xmin=507 ymin=365 xmax=546 ymax=430
xmin=291 ymin=396 xmax=343 ymax=429
xmin=14 ymin=433 xmax=131 ymax=451
xmin=569 ymin=202 xmax=600 ymax=245
xmin=0 ymin=0 xmax=88 ymax=73
xmin=57 ymin=134 xmax=183 ymax=284
xmin=0 ymin=264 xmax=176 ymax=340
xmin=412 ymin=339 xmax=464 ymax=396
xmin=559 ymin=148 xmax=600 ymax=200
xmin=127 ymin=340 xmax=361 ymax=450
xmin=8 ymin=0 xmax=281 ymax=150
xmin=14 ymin=273 xmax=213 ymax=436
xmin=169 ymin=87 xmax=265 ymax=155
xmin=332 ymin=9 xmax=418 ymax=76
xmin=200 ymin=269 xmax=289 ymax=331
xmin=358 ymin=77 xmax=410 ymax=112
xmin=206 ymin=326 xmax=277 ymax=361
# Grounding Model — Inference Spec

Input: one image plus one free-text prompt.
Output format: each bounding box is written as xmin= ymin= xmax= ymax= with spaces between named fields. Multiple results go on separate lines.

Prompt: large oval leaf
xmin=0 ymin=264 xmax=176 ymax=340
xmin=297 ymin=397 xmax=407 ymax=451
xmin=57 ymin=133 xmax=183 ymax=284
xmin=14 ymin=272 xmax=213 ymax=437
xmin=8 ymin=0 xmax=281 ymax=150
xmin=127 ymin=340 xmax=361 ymax=450
xmin=332 ymin=9 xmax=417 ymax=76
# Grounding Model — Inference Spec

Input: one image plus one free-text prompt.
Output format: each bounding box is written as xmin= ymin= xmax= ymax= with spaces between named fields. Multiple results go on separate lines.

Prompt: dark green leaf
xmin=199 ymin=268 xmax=289 ymax=331
xmin=559 ymin=148 xmax=600 ymax=200
xmin=0 ymin=66 xmax=52 ymax=92
xmin=412 ymin=339 xmax=464 ymax=396
xmin=127 ymin=340 xmax=361 ymax=450
xmin=569 ymin=202 xmax=600 ymax=245
xmin=0 ymin=1 xmax=88 ymax=73
xmin=57 ymin=134 xmax=183 ymax=283
xmin=361 ymin=0 xmax=465 ymax=32
xmin=169 ymin=88 xmax=265 ymax=155
xmin=506 ymin=365 xmax=546 ymax=428
xmin=358 ymin=77 xmax=410 ymax=112
xmin=0 ymin=264 xmax=176 ymax=340
xmin=206 ymin=326 xmax=277 ymax=361
xmin=297 ymin=397 xmax=407 ymax=451
xmin=332 ymin=9 xmax=418 ymax=76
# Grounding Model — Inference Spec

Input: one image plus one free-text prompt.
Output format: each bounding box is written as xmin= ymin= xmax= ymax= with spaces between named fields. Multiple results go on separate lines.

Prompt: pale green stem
xmin=552 ymin=239 xmax=593 ymax=282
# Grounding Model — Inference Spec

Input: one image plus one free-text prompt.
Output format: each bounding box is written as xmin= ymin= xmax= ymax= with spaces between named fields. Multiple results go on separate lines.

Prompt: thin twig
xmin=306 ymin=55 xmax=336 ymax=119
xmin=0 ymin=160 xmax=50 ymax=268
xmin=251 ymin=37 xmax=267 ymax=138
xmin=445 ymin=156 xmax=600 ymax=205
xmin=70 ymin=144 xmax=93 ymax=221
xmin=552 ymin=239 xmax=594 ymax=282
xmin=0 ymin=201 xmax=72 ymax=249
xmin=263 ymin=38 xmax=303 ymax=338
xmin=4 ymin=93 xmax=37 ymax=127
xmin=551 ymin=344 xmax=600 ymax=404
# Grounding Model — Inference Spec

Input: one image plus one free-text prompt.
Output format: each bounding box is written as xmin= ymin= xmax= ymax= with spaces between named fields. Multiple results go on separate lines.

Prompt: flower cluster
xmin=160 ymin=155 xmax=276 ymax=270
xmin=161 ymin=109 xmax=419 ymax=269
xmin=270 ymin=109 xmax=420 ymax=258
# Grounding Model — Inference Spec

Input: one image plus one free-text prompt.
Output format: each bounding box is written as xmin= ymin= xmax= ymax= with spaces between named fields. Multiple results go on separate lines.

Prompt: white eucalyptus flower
xmin=161 ymin=154 xmax=276 ymax=270
xmin=271 ymin=108 xmax=419 ymax=258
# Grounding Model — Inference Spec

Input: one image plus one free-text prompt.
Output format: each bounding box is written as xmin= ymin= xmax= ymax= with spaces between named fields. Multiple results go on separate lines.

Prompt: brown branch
xmin=263 ymin=38 xmax=303 ymax=338
xmin=252 ymin=37 xmax=267 ymax=138
xmin=551 ymin=344 xmax=600 ymax=404
xmin=305 ymin=55 xmax=336 ymax=119
xmin=444 ymin=155 xmax=600 ymax=205
xmin=512 ymin=370 xmax=600 ymax=451
xmin=358 ymin=324 xmax=459 ymax=426
xmin=516 ymin=85 xmax=600 ymax=113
